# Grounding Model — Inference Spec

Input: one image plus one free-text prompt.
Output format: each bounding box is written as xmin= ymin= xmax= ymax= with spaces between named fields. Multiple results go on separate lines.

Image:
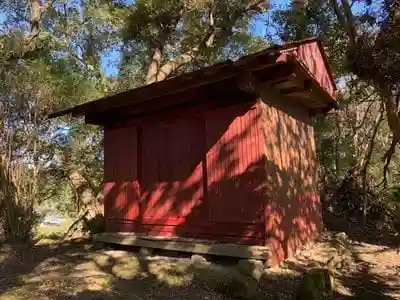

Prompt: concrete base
xmin=93 ymin=232 xmax=270 ymax=261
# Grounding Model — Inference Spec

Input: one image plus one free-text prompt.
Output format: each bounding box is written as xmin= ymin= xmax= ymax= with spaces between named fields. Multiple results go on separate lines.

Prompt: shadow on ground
xmin=323 ymin=201 xmax=400 ymax=250
xmin=321 ymin=231 xmax=400 ymax=300
xmin=0 ymin=236 xmax=398 ymax=300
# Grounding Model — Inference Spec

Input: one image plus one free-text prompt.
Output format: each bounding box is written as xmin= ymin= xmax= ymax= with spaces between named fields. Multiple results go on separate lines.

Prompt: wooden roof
xmin=49 ymin=37 xmax=338 ymax=125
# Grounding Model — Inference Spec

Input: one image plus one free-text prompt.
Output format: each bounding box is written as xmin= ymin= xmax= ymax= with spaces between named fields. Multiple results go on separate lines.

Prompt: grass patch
xmin=35 ymin=218 xmax=74 ymax=243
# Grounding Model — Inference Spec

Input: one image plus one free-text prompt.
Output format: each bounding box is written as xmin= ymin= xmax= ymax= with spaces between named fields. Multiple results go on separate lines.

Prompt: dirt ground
xmin=0 ymin=232 xmax=399 ymax=300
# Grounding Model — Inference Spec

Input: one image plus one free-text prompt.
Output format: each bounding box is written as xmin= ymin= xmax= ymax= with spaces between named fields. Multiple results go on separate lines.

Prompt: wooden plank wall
xmin=259 ymin=88 xmax=321 ymax=265
xmin=103 ymin=101 xmax=266 ymax=245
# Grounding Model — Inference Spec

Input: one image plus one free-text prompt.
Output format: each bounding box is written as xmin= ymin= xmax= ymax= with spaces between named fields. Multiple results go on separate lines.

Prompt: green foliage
xmin=0 ymin=0 xmax=268 ymax=240
xmin=390 ymin=186 xmax=400 ymax=204
xmin=120 ymin=0 xmax=268 ymax=84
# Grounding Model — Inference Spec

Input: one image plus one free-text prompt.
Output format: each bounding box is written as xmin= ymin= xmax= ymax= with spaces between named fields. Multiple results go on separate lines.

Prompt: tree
xmin=119 ymin=0 xmax=269 ymax=86
xmin=0 ymin=0 xmax=114 ymax=241
xmin=273 ymin=0 xmax=400 ymax=230
xmin=0 ymin=0 xmax=270 ymax=241
xmin=330 ymin=0 xmax=399 ymax=186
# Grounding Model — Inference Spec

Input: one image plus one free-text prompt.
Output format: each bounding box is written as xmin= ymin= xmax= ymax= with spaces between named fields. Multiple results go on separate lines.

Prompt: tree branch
xmin=331 ymin=0 xmax=346 ymax=28
xmin=25 ymin=0 xmax=55 ymax=45
xmin=340 ymin=0 xmax=357 ymax=48
xmin=354 ymin=101 xmax=374 ymax=130
xmin=146 ymin=0 xmax=266 ymax=84
xmin=2 ymin=0 xmax=55 ymax=64
xmin=360 ymin=104 xmax=384 ymax=188
xmin=330 ymin=0 xmax=357 ymax=55
xmin=379 ymin=137 xmax=397 ymax=188
xmin=145 ymin=47 xmax=164 ymax=84
xmin=247 ymin=0 xmax=268 ymax=11
xmin=153 ymin=50 xmax=198 ymax=83
xmin=377 ymin=93 xmax=400 ymax=188
xmin=145 ymin=6 xmax=184 ymax=84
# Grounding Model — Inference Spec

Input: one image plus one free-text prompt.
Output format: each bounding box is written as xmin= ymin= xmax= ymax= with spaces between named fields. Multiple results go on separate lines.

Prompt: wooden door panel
xmin=140 ymin=118 xmax=205 ymax=223
xmin=205 ymin=104 xmax=264 ymax=224
xmin=104 ymin=125 xmax=140 ymax=221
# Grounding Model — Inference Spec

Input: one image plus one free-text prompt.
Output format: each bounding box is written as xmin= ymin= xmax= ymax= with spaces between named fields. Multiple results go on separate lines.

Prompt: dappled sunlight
xmin=0 ymin=247 xmax=14 ymax=265
xmin=88 ymin=251 xmax=142 ymax=280
xmin=142 ymin=166 xmax=204 ymax=220
xmin=104 ymin=102 xmax=267 ymax=245
xmin=147 ymin=259 xmax=193 ymax=286
xmin=101 ymin=86 xmax=323 ymax=264
xmin=139 ymin=117 xmax=204 ymax=224
xmin=2 ymin=270 xmax=112 ymax=299
xmin=0 ymin=238 xmax=399 ymax=299
xmin=265 ymin=238 xmax=286 ymax=264
xmin=110 ymin=256 xmax=141 ymax=280
xmin=260 ymin=87 xmax=321 ymax=263
xmin=90 ymin=253 xmax=114 ymax=266
xmin=73 ymin=261 xmax=110 ymax=277
xmin=16 ymin=257 xmax=112 ymax=296
xmin=73 ymin=275 xmax=113 ymax=294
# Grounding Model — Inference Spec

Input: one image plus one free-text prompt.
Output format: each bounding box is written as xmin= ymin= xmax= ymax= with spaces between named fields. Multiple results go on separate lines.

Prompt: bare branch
xmin=380 ymin=138 xmax=397 ymax=188
xmin=246 ymin=0 xmax=268 ymax=11
xmin=25 ymin=0 xmax=55 ymax=45
xmin=152 ymin=50 xmax=198 ymax=83
xmin=330 ymin=0 xmax=356 ymax=52
xmin=330 ymin=0 xmax=346 ymax=29
xmin=340 ymin=0 xmax=357 ymax=48
xmin=205 ymin=1 xmax=216 ymax=48
xmin=360 ymin=104 xmax=384 ymax=188
xmin=354 ymin=101 xmax=374 ymax=130
xmin=145 ymin=47 xmax=164 ymax=84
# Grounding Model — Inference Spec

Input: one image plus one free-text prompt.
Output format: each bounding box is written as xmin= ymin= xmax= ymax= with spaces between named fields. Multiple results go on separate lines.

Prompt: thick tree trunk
xmin=26 ymin=0 xmax=54 ymax=44
xmin=145 ymin=47 xmax=163 ymax=84
xmin=143 ymin=0 xmax=266 ymax=85
xmin=146 ymin=49 xmax=199 ymax=84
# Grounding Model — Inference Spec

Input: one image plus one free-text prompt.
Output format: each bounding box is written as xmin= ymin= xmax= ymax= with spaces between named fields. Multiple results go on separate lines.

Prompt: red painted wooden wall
xmin=259 ymin=92 xmax=320 ymax=264
xmin=104 ymin=95 xmax=320 ymax=256
xmin=104 ymin=101 xmax=266 ymax=245
xmin=104 ymin=126 xmax=140 ymax=231
xmin=53 ymin=40 xmax=331 ymax=265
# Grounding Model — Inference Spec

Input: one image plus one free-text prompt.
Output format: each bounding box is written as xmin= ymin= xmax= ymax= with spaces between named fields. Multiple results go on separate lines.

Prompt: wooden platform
xmin=93 ymin=232 xmax=270 ymax=261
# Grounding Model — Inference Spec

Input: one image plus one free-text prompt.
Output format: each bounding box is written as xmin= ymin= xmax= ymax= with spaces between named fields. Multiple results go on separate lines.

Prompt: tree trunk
xmin=145 ymin=47 xmax=164 ymax=84
xmin=360 ymin=108 xmax=384 ymax=226
xmin=147 ymin=49 xmax=198 ymax=84
xmin=143 ymin=0 xmax=266 ymax=85
xmin=334 ymin=111 xmax=341 ymax=178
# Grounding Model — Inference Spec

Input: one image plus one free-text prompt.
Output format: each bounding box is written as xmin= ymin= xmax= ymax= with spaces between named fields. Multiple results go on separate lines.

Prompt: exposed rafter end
xmin=236 ymin=71 xmax=261 ymax=96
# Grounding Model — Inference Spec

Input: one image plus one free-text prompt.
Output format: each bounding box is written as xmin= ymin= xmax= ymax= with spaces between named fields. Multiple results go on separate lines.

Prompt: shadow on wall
xmin=103 ymin=92 xmax=321 ymax=263
xmin=260 ymin=90 xmax=321 ymax=263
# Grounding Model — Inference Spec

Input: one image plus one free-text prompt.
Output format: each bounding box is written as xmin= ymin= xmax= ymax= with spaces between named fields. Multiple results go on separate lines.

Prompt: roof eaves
xmin=48 ymin=37 xmax=337 ymax=120
xmin=48 ymin=51 xmax=284 ymax=119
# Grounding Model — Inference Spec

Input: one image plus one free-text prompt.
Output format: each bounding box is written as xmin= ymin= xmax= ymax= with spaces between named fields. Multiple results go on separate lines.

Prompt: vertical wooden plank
xmin=260 ymin=91 xmax=321 ymax=265
xmin=296 ymin=42 xmax=335 ymax=99
xmin=205 ymin=103 xmax=264 ymax=225
xmin=140 ymin=117 xmax=204 ymax=226
xmin=104 ymin=125 xmax=140 ymax=226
